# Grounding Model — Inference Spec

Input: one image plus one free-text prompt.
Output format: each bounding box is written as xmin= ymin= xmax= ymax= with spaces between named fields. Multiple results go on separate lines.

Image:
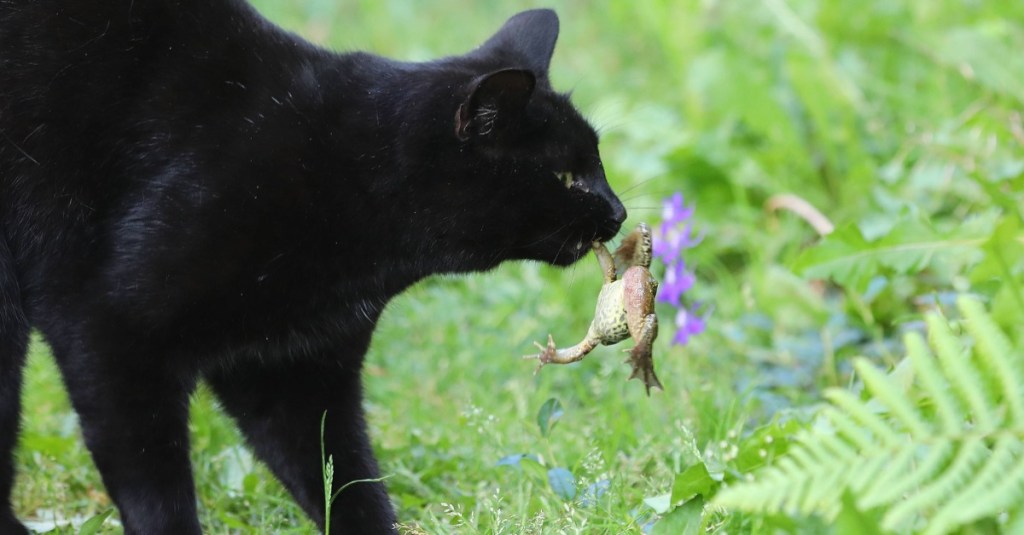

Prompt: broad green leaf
xmin=536 ymin=398 xmax=564 ymax=438
xmin=652 ymin=496 xmax=704 ymax=535
xmin=671 ymin=462 xmax=715 ymax=503
xmin=644 ymin=493 xmax=672 ymax=514
xmin=547 ymin=467 xmax=576 ymax=500
xmin=793 ymin=216 xmax=989 ymax=293
xmin=518 ymin=457 xmax=548 ymax=484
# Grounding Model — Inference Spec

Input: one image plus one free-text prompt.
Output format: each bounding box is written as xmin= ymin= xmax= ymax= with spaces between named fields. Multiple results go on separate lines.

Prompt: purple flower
xmin=661 ymin=192 xmax=694 ymax=225
xmin=655 ymin=192 xmax=706 ymax=347
xmin=653 ymin=193 xmax=702 ymax=263
xmin=672 ymin=305 xmax=707 ymax=346
xmin=653 ymin=221 xmax=702 ymax=263
xmin=657 ymin=260 xmax=695 ymax=305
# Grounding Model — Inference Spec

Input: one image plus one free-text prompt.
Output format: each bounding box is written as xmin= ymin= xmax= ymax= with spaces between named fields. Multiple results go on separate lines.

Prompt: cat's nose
xmin=610 ymin=197 xmax=627 ymax=225
xmin=592 ymin=183 xmax=626 ymax=242
xmin=593 ymin=181 xmax=626 ymax=224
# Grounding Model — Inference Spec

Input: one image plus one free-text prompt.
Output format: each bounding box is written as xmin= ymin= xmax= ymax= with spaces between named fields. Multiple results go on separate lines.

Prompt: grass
xmin=12 ymin=0 xmax=1024 ymax=533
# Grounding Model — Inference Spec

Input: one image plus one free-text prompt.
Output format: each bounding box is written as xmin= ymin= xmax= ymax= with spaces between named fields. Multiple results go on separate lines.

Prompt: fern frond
xmin=824 ymin=388 xmax=904 ymax=447
xmin=860 ymin=441 xmax=952 ymax=509
xmin=959 ymin=296 xmax=1024 ymax=423
xmin=928 ymin=436 xmax=1024 ymax=534
xmin=882 ymin=437 xmax=989 ymax=530
xmin=927 ymin=312 xmax=999 ymax=432
xmin=858 ymin=441 xmax=928 ymax=506
xmin=853 ymin=358 xmax=931 ymax=438
xmin=714 ymin=296 xmax=1024 ymax=534
xmin=905 ymin=332 xmax=962 ymax=434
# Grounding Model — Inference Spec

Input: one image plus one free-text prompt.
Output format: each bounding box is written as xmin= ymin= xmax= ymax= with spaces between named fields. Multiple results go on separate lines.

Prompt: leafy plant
xmin=77 ymin=509 xmax=113 ymax=535
xmin=792 ymin=213 xmax=994 ymax=295
xmin=321 ymin=411 xmax=390 ymax=534
xmin=714 ymin=296 xmax=1024 ymax=534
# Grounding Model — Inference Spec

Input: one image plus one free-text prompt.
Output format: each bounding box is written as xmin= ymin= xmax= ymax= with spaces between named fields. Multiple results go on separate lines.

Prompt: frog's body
xmin=528 ymin=223 xmax=662 ymax=393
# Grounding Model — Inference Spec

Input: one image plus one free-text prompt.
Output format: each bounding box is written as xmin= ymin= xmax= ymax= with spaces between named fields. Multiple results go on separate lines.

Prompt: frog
xmin=526 ymin=222 xmax=662 ymax=394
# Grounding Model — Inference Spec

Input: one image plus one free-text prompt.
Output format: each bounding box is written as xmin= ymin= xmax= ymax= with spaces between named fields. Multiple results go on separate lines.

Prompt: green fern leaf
xmin=852 ymin=358 xmax=931 ymax=439
xmin=714 ymin=296 xmax=1024 ymax=534
xmin=905 ymin=332 xmax=962 ymax=434
xmin=824 ymin=388 xmax=904 ymax=448
xmin=882 ymin=437 xmax=989 ymax=530
xmin=929 ymin=436 xmax=1024 ymax=533
xmin=860 ymin=442 xmax=952 ymax=509
xmin=927 ymin=311 xmax=999 ymax=432
xmin=959 ymin=296 xmax=1024 ymax=423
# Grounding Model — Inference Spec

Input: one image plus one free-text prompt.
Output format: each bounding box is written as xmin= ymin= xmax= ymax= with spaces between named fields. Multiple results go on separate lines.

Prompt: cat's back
xmin=0 ymin=0 xmax=304 ymax=133
xmin=0 ymin=0 xmax=323 ymax=215
xmin=0 ymin=0 xmax=345 ymax=291
xmin=2 ymin=0 xmax=181 ymax=113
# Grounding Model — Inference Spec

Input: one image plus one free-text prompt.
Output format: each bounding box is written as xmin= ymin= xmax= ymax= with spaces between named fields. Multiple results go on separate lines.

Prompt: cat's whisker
xmin=618 ymin=190 xmax=688 ymax=205
xmin=613 ymin=176 xmax=663 ymax=197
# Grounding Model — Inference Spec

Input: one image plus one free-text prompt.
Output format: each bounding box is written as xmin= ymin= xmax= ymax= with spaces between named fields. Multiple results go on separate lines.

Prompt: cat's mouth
xmin=515 ymin=189 xmax=625 ymax=266
xmin=546 ymin=226 xmax=620 ymax=266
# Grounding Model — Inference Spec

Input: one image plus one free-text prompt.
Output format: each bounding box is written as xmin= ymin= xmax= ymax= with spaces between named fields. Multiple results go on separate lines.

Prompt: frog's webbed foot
xmin=625 ymin=345 xmax=663 ymax=395
xmin=625 ymin=314 xmax=662 ymax=395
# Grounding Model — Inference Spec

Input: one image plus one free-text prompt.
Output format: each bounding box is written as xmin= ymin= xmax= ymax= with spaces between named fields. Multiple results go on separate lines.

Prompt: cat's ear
xmin=455 ymin=69 xmax=536 ymax=141
xmin=474 ymin=9 xmax=559 ymax=75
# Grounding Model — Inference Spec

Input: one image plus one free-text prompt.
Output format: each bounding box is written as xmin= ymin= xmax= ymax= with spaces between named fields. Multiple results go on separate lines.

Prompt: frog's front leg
xmin=592 ymin=242 xmax=617 ymax=283
xmin=625 ymin=314 xmax=662 ymax=395
xmin=525 ymin=329 xmax=601 ymax=372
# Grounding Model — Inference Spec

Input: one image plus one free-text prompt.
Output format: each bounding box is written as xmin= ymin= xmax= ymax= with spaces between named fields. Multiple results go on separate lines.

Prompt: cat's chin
xmin=528 ymin=238 xmax=597 ymax=267
xmin=517 ymin=225 xmax=621 ymax=267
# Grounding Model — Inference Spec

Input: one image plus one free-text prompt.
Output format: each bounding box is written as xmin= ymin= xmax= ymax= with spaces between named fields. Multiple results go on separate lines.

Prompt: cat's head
xmin=412 ymin=10 xmax=626 ymax=268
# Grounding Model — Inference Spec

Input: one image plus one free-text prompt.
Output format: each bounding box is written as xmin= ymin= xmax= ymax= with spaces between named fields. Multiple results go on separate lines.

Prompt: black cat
xmin=0 ymin=1 xmax=625 ymax=533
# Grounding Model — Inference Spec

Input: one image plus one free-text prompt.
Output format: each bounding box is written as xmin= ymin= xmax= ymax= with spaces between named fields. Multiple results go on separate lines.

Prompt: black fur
xmin=0 ymin=1 xmax=625 ymax=533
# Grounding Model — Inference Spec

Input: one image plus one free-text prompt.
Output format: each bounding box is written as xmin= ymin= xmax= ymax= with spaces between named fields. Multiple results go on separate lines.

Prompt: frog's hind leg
xmin=525 ymin=333 xmax=600 ymax=373
xmin=613 ymin=223 xmax=653 ymax=271
xmin=625 ymin=314 xmax=662 ymax=395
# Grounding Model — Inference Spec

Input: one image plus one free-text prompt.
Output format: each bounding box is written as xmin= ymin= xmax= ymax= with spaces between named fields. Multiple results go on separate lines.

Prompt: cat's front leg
xmin=206 ymin=356 xmax=396 ymax=534
xmin=54 ymin=343 xmax=202 ymax=535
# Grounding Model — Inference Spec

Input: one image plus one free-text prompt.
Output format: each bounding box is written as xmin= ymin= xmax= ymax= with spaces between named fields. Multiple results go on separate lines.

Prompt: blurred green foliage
xmin=13 ymin=0 xmax=1023 ymax=533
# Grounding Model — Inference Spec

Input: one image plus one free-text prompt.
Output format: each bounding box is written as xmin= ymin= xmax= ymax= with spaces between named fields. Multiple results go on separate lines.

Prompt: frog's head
xmin=401 ymin=9 xmax=626 ymax=270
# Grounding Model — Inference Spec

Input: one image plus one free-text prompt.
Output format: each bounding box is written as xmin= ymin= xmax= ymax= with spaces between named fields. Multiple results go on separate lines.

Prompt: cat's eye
xmin=553 ymin=171 xmax=575 ymax=189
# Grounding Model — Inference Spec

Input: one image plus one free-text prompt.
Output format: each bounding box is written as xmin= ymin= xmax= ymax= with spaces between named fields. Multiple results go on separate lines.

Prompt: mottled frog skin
xmin=528 ymin=223 xmax=662 ymax=393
